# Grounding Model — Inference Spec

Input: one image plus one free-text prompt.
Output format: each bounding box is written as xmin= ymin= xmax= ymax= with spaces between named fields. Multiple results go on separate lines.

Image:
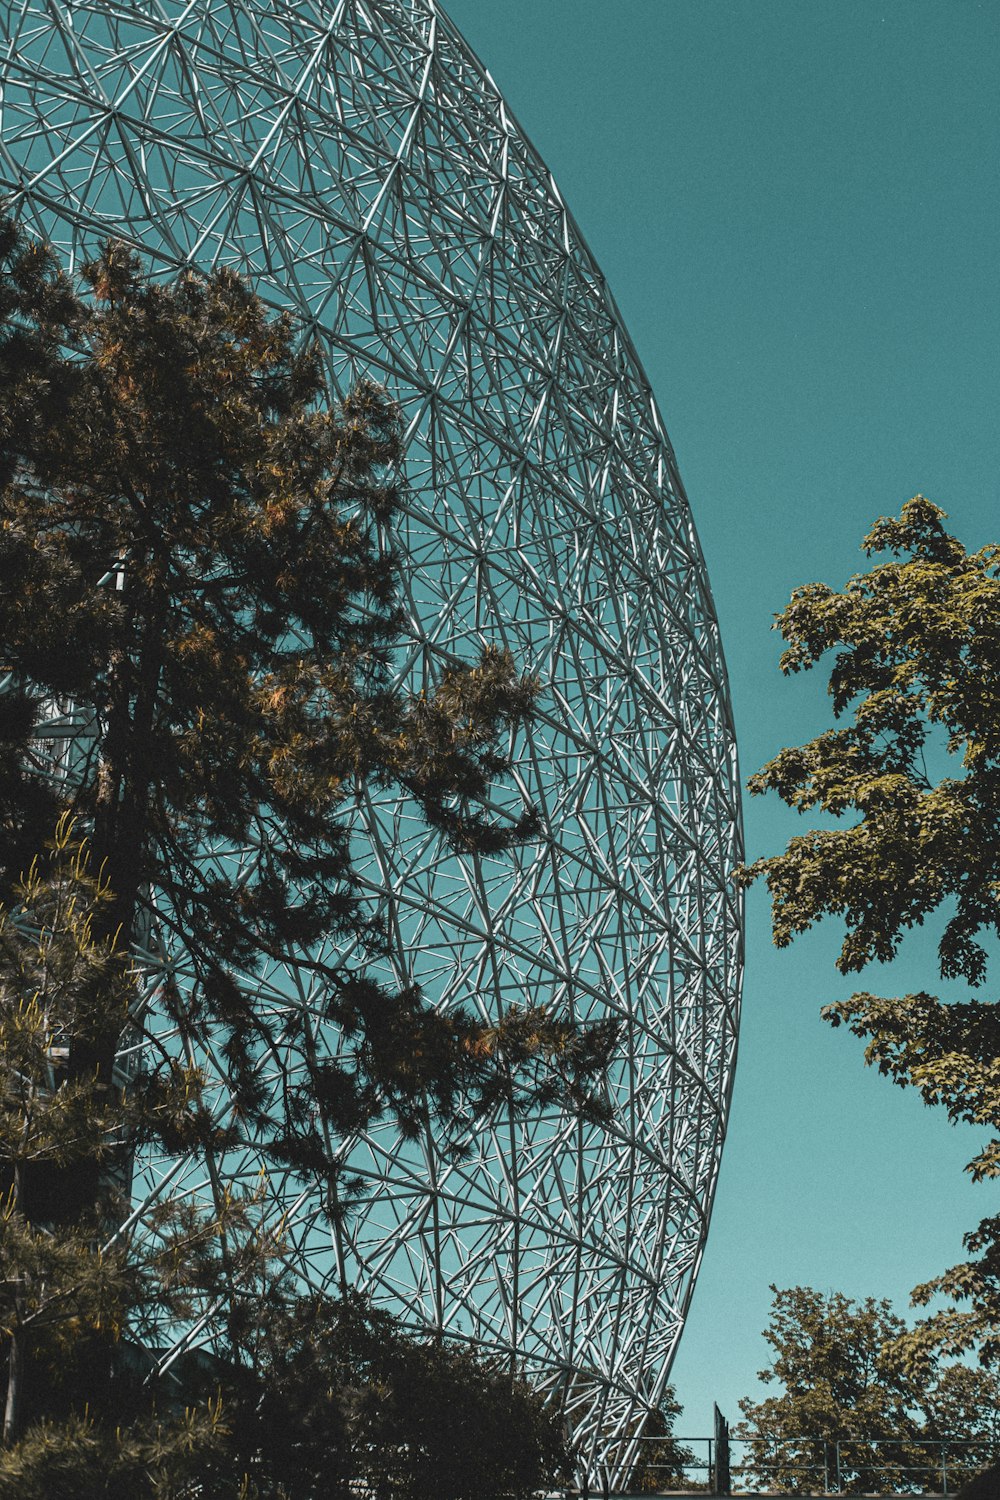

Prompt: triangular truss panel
xmin=0 ymin=0 xmax=743 ymax=1483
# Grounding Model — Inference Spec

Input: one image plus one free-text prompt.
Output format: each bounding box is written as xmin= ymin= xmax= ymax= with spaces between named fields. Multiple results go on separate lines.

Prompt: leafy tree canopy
xmin=737 ymin=1286 xmax=1000 ymax=1496
xmin=739 ymin=497 xmax=1000 ymax=1367
xmin=217 ymin=1292 xmax=572 ymax=1500
xmin=740 ymin=496 xmax=1000 ymax=983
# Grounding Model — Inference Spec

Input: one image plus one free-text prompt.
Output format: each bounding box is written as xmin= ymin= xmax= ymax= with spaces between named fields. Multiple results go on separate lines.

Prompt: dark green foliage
xmin=0 ymin=834 xmax=572 ymax=1493
xmin=0 ymin=1289 xmax=573 ymax=1500
xmin=736 ymin=1286 xmax=1000 ymax=1496
xmin=739 ymin=498 xmax=1000 ymax=1368
xmin=957 ymin=1461 xmax=1000 ymax=1500
xmin=356 ymin=1335 xmax=571 ymax=1500
xmin=213 ymin=1294 xmax=571 ymax=1500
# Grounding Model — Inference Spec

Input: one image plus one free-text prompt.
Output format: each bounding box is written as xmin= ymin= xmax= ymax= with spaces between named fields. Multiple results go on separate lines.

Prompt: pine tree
xmin=0 ymin=824 xmax=573 ymax=1495
xmin=739 ymin=497 xmax=1000 ymax=1374
xmin=0 ymin=215 xmax=609 ymax=1488
xmin=0 ymin=213 xmax=613 ymax=1170
xmin=0 ymin=818 xmax=236 ymax=1486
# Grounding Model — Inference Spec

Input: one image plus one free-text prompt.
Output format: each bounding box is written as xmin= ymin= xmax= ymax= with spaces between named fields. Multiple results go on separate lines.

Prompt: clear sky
xmin=444 ymin=0 xmax=1000 ymax=1435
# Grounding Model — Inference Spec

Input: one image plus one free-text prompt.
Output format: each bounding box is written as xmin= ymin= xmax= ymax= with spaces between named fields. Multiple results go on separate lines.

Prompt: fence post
xmin=941 ymin=1440 xmax=948 ymax=1497
xmin=834 ymin=1439 xmax=841 ymax=1493
xmin=712 ymin=1405 xmax=731 ymax=1497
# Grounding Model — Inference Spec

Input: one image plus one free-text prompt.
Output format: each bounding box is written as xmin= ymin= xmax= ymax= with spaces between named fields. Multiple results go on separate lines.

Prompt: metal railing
xmin=622 ymin=1429 xmax=998 ymax=1494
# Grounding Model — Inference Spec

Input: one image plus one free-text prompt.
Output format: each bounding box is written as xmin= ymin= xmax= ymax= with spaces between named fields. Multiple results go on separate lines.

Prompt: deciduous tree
xmin=737 ymin=1286 xmax=1000 ymax=1495
xmin=739 ymin=497 xmax=1000 ymax=1367
xmin=225 ymin=1295 xmax=572 ymax=1500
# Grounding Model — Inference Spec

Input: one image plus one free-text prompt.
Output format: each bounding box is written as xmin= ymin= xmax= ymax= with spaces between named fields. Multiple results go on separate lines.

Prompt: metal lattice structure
xmin=0 ymin=0 xmax=742 ymax=1481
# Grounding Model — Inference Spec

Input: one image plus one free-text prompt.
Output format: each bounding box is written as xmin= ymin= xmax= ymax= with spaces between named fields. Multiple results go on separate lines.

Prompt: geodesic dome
xmin=0 ymin=0 xmax=742 ymax=1481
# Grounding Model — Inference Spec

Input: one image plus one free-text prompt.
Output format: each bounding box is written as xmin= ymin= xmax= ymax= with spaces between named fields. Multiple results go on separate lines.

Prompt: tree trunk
xmin=85 ymin=590 xmax=165 ymax=1081
xmin=5 ymin=1155 xmax=27 ymax=1443
xmin=3 ymin=1323 xmax=23 ymax=1446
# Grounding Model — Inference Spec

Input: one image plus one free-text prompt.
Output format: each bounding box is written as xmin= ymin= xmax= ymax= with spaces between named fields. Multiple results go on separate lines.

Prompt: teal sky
xmin=444 ymin=0 xmax=1000 ymax=1435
